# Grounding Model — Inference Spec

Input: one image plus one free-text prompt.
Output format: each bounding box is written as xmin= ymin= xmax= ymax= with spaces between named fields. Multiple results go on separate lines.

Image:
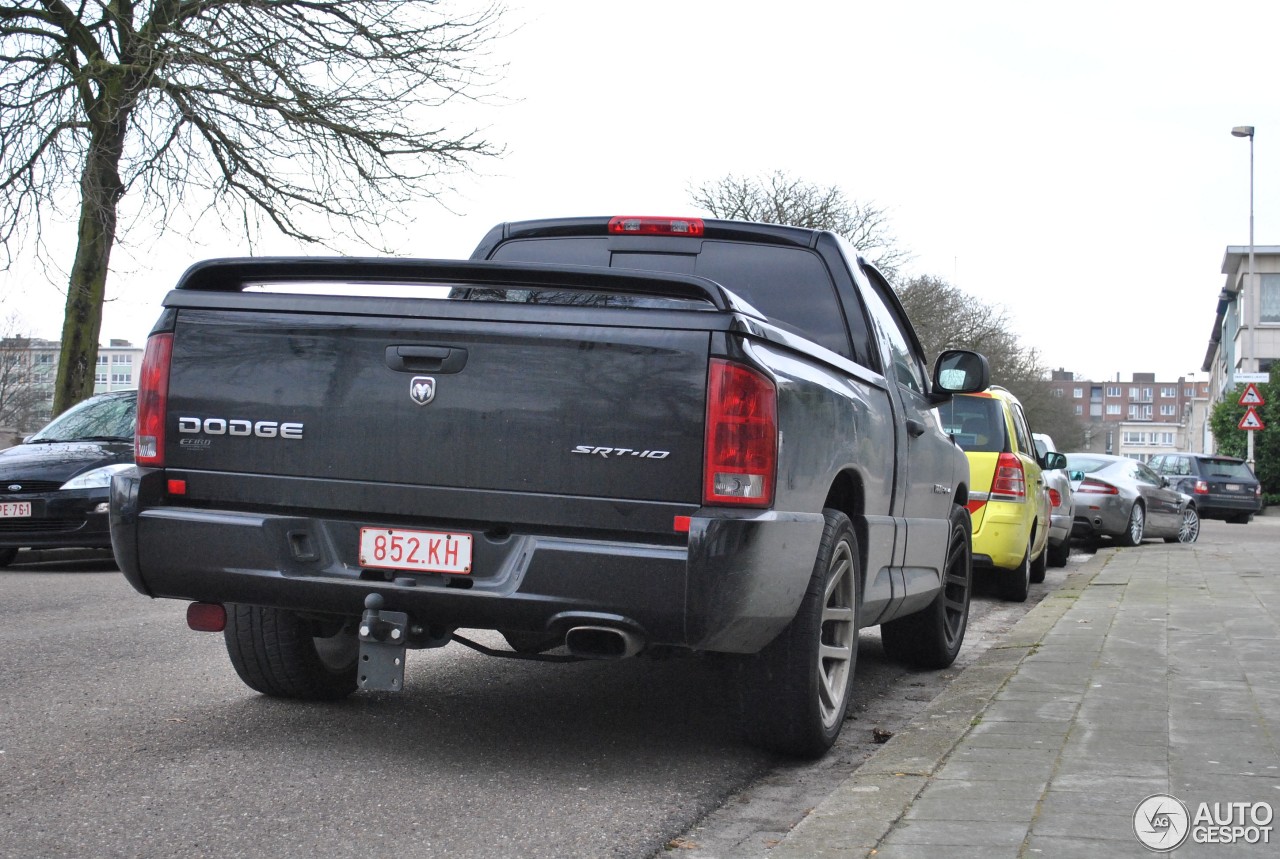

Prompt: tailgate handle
xmin=385 ymin=345 xmax=468 ymax=374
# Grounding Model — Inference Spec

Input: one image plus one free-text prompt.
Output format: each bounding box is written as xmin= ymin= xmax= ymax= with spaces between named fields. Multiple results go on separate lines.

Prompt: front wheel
xmin=1166 ymin=505 xmax=1200 ymax=544
xmin=882 ymin=505 xmax=971 ymax=669
xmin=1001 ymin=538 xmax=1032 ymax=603
xmin=1118 ymin=502 xmax=1145 ymax=547
xmin=1047 ymin=538 xmax=1071 ymax=568
xmin=224 ymin=604 xmax=359 ymax=700
xmin=734 ymin=509 xmax=860 ymax=759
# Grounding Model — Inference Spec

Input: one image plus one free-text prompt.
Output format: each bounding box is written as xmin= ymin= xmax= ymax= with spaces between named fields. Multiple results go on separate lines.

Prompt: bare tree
xmin=688 ymin=170 xmax=911 ymax=280
xmin=0 ymin=316 xmax=54 ymax=436
xmin=898 ymin=274 xmax=1084 ymax=448
xmin=1 ymin=1 xmax=506 ymax=416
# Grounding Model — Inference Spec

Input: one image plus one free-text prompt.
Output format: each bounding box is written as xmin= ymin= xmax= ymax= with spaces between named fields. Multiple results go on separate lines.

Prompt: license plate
xmin=359 ymin=527 xmax=472 ymax=575
xmin=0 ymin=502 xmax=31 ymax=518
xmin=1226 ymin=483 xmax=1242 ymax=492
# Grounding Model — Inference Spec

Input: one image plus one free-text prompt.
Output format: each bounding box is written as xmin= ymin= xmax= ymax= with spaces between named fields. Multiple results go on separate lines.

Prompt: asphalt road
xmin=0 ymin=547 xmax=1076 ymax=859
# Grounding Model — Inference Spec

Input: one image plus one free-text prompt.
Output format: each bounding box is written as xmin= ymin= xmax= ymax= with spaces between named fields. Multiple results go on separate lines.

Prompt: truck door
xmin=858 ymin=271 xmax=958 ymax=605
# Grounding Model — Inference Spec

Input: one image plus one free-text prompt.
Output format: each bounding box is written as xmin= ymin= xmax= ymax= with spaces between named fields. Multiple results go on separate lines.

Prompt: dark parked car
xmin=0 ymin=390 xmax=136 ymax=566
xmin=1148 ymin=452 xmax=1263 ymax=523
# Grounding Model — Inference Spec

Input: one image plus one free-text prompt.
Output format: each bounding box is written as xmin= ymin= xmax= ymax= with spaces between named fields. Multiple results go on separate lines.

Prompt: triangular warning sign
xmin=1240 ymin=383 xmax=1265 ymax=406
xmin=1239 ymin=406 xmax=1266 ymax=431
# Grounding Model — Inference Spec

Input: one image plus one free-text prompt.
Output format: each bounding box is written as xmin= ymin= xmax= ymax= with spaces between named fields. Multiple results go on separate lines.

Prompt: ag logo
xmin=409 ymin=376 xmax=436 ymax=406
xmin=1134 ymin=794 xmax=1190 ymax=851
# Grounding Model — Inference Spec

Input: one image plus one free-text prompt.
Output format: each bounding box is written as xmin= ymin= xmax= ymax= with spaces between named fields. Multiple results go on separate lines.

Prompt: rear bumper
xmin=110 ymin=468 xmax=824 ymax=654
xmin=971 ymin=501 xmax=1032 ymax=570
xmin=1193 ymin=494 xmax=1263 ymax=520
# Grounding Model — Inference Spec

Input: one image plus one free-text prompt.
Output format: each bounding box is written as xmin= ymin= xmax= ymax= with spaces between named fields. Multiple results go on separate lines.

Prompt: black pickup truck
xmin=111 ymin=215 xmax=988 ymax=758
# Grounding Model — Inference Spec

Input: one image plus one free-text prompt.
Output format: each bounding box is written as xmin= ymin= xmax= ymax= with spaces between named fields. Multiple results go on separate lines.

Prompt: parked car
xmin=1033 ymin=432 xmax=1075 ymax=568
xmin=939 ymin=387 xmax=1057 ymax=602
xmin=0 ymin=390 xmax=136 ymax=566
xmin=1147 ymin=452 xmax=1263 ymax=523
xmin=1065 ymin=453 xmax=1199 ymax=545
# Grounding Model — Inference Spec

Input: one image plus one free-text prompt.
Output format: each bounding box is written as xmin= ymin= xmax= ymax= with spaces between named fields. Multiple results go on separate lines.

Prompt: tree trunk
xmin=52 ymin=125 xmax=126 ymax=417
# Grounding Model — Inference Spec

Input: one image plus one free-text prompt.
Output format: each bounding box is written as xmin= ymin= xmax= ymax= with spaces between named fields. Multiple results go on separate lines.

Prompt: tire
xmin=1167 ymin=505 xmax=1200 ymax=544
xmin=1118 ymin=502 xmax=1145 ymax=547
xmin=1001 ymin=539 xmax=1032 ymax=603
xmin=1227 ymin=513 xmax=1254 ymax=525
xmin=224 ymin=604 xmax=359 ymax=700
xmin=734 ymin=509 xmax=859 ymax=759
xmin=0 ymin=547 xmax=17 ymax=567
xmin=882 ymin=505 xmax=972 ymax=669
xmin=1047 ymin=538 xmax=1071 ymax=568
xmin=501 ymin=630 xmax=561 ymax=654
xmin=1029 ymin=534 xmax=1048 ymax=584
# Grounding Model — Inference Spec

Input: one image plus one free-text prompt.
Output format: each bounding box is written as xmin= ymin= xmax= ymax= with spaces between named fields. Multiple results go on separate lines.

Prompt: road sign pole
xmin=1248 ymin=428 xmax=1254 ymax=468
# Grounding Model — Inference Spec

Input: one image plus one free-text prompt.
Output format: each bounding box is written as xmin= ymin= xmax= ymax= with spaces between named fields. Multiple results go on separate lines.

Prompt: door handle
xmin=384 ymin=345 xmax=468 ymax=374
xmin=905 ymin=419 xmax=926 ymax=438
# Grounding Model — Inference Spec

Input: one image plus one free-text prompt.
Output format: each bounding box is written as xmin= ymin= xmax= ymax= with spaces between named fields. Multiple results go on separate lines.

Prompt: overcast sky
xmin=5 ymin=0 xmax=1279 ymax=382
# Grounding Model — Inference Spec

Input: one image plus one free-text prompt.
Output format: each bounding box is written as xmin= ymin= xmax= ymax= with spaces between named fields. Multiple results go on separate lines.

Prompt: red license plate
xmin=0 ymin=502 xmax=31 ymax=518
xmin=358 ymin=527 xmax=472 ymax=575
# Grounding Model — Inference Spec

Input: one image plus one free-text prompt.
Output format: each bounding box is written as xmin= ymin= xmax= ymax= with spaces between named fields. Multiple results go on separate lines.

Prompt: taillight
xmin=704 ymin=359 xmax=776 ymax=507
xmin=989 ymin=453 xmax=1026 ymax=502
xmin=1077 ymin=478 xmax=1119 ymax=495
xmin=608 ymin=216 xmax=705 ymax=237
xmin=136 ymin=332 xmax=174 ymax=467
xmin=1193 ymin=480 xmax=1210 ymax=495
xmin=1048 ymin=488 xmax=1062 ymax=507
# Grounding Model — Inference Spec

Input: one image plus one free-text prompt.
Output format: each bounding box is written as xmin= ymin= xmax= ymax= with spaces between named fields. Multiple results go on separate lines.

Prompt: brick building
xmin=1046 ymin=370 xmax=1212 ymax=461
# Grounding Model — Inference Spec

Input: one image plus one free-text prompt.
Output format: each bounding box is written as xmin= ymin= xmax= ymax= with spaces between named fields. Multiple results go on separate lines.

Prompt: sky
xmin=4 ymin=0 xmax=1280 ymax=383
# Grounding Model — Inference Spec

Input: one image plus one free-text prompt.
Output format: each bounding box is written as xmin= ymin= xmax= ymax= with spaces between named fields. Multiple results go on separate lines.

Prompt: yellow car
xmin=939 ymin=387 xmax=1054 ymax=602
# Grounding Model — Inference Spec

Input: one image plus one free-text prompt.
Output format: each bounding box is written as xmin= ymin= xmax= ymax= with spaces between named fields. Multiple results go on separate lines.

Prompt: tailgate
xmin=163 ymin=301 xmax=713 ymax=507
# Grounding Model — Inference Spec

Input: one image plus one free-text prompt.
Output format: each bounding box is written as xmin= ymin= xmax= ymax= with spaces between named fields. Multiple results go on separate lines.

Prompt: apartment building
xmin=1047 ymin=370 xmax=1212 ymax=461
xmin=0 ymin=337 xmax=143 ymax=435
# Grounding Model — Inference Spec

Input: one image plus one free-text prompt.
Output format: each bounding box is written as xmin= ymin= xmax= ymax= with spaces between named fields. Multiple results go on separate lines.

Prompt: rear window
xmin=938 ymin=395 xmax=1006 ymax=453
xmin=1066 ymin=455 xmax=1113 ymax=474
xmin=486 ymin=237 xmax=853 ymax=357
xmin=1198 ymin=458 xmax=1255 ymax=480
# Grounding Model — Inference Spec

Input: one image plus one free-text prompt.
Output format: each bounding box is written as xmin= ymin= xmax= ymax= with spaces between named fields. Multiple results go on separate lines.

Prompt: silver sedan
xmin=1065 ymin=453 xmax=1199 ymax=545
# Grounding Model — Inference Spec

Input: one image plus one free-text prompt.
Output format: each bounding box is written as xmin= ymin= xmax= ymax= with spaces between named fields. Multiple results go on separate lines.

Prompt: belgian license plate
xmin=359 ymin=527 xmax=472 ymax=574
xmin=1226 ymin=483 xmax=1242 ymax=492
xmin=0 ymin=502 xmax=31 ymax=518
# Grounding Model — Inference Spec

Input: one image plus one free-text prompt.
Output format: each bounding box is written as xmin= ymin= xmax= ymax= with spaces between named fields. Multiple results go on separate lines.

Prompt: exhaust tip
xmin=564 ymin=625 xmax=643 ymax=660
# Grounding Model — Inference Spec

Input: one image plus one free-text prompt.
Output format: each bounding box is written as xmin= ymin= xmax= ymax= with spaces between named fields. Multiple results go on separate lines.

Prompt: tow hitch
xmin=357 ymin=593 xmax=410 ymax=691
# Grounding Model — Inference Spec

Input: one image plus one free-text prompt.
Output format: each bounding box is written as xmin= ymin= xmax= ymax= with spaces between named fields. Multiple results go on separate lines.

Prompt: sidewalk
xmin=770 ymin=519 xmax=1280 ymax=858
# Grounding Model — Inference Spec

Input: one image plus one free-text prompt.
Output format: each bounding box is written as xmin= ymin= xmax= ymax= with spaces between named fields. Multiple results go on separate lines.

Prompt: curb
xmin=768 ymin=548 xmax=1115 ymax=858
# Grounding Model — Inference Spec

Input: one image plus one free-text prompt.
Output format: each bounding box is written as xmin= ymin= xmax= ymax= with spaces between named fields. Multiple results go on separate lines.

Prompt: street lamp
xmin=1231 ymin=124 xmax=1256 ymax=465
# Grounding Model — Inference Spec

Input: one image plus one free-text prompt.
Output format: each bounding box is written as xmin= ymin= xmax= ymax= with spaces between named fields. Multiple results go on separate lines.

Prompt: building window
xmin=111 ymin=354 xmax=131 ymax=365
xmin=1185 ymin=387 xmax=1194 ymax=397
xmin=1160 ymin=386 xmax=1176 ymax=397
xmin=1106 ymin=404 xmax=1121 ymax=415
xmin=1123 ymin=432 xmax=1149 ymax=445
xmin=95 ymin=371 xmax=108 ymax=385
xmin=111 ymin=371 xmax=132 ymax=384
xmin=1051 ymin=388 xmax=1064 ymax=397
xmin=1129 ymin=387 xmax=1139 ymax=399
xmin=1073 ymin=388 xmax=1083 ymax=398
xmin=1128 ymin=404 xmax=1152 ymax=420
xmin=1075 ymin=405 xmax=1083 ymax=416
xmin=1261 ymin=273 xmax=1280 ymax=323
xmin=97 ymin=355 xmax=109 ymax=365
xmin=1160 ymin=405 xmax=1176 ymax=416
xmin=1159 ymin=432 xmax=1175 ymax=446
xmin=1106 ymin=386 xmax=1121 ymax=397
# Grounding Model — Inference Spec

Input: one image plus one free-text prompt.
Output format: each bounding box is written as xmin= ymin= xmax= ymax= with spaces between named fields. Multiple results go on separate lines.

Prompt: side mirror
xmin=1042 ymin=452 xmax=1068 ymax=471
xmin=929 ymin=350 xmax=991 ymax=403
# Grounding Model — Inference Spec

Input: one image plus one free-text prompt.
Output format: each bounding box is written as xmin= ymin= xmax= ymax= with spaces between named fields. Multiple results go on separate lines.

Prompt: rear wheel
xmin=1001 ymin=539 xmax=1032 ymax=603
xmin=1227 ymin=512 xmax=1254 ymax=524
xmin=1118 ymin=502 xmax=1145 ymax=547
xmin=1029 ymin=535 xmax=1048 ymax=584
xmin=224 ymin=604 xmax=359 ymax=700
xmin=734 ymin=509 xmax=859 ymax=759
xmin=882 ymin=505 xmax=971 ymax=669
